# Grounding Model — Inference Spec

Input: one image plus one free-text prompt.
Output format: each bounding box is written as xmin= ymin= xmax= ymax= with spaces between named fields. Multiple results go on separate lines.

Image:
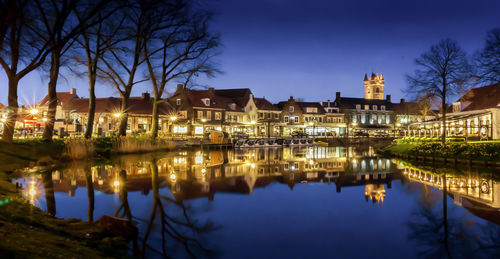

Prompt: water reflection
xmin=13 ymin=147 xmax=500 ymax=258
xmin=397 ymin=161 xmax=500 ymax=258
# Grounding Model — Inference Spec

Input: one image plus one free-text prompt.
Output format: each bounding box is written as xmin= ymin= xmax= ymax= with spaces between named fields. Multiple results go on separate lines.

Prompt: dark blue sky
xmin=1 ymin=0 xmax=499 ymax=105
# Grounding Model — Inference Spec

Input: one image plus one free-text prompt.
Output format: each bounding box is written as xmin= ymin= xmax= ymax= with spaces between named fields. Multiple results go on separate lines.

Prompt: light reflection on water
xmin=13 ymin=146 xmax=500 ymax=258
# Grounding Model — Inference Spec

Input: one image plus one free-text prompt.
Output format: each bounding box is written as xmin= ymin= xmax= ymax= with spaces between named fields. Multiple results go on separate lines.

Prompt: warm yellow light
xmin=113 ymin=113 xmax=121 ymax=118
xmin=28 ymin=188 xmax=36 ymax=196
xmin=170 ymin=173 xmax=177 ymax=180
xmin=250 ymin=163 xmax=255 ymax=168
xmin=171 ymin=116 xmax=177 ymax=121
xmin=29 ymin=109 xmax=38 ymax=115
xmin=113 ymin=180 xmax=120 ymax=187
xmin=396 ymin=123 xmax=401 ymax=127
xmin=201 ymin=118 xmax=207 ymax=123
xmin=201 ymin=168 xmax=206 ymax=174
xmin=42 ymin=118 xmax=47 ymax=122
xmin=309 ymin=122 xmax=313 ymax=126
xmin=0 ymin=118 xmax=5 ymax=123
xmin=250 ymin=120 xmax=256 ymax=124
xmin=351 ymin=122 xmax=357 ymax=126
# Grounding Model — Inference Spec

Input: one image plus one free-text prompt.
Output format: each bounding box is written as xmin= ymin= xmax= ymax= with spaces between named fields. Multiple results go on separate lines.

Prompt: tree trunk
xmin=150 ymin=95 xmax=160 ymax=139
xmin=42 ymin=51 xmax=61 ymax=142
xmin=2 ymin=77 xmax=19 ymax=143
xmin=85 ymin=169 xmax=95 ymax=222
xmin=441 ymin=87 xmax=447 ymax=144
xmin=42 ymin=172 xmax=56 ymax=216
xmin=84 ymin=74 xmax=97 ymax=139
xmin=118 ymin=93 xmax=130 ymax=136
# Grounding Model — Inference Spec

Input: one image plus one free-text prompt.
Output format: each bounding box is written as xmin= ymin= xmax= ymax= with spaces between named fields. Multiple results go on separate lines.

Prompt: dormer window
xmin=364 ymin=105 xmax=369 ymax=110
xmin=381 ymin=105 xmax=385 ymax=111
xmin=372 ymin=105 xmax=377 ymax=111
xmin=202 ymin=98 xmax=210 ymax=106
xmin=453 ymin=102 xmax=461 ymax=113
xmin=176 ymin=99 xmax=181 ymax=105
xmin=230 ymin=103 xmax=236 ymax=110
xmin=289 ymin=106 xmax=294 ymax=113
xmin=356 ymin=104 xmax=361 ymax=110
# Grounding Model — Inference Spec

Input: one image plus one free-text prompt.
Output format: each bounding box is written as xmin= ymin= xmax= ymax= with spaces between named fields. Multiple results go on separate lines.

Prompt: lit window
xmin=364 ymin=105 xmax=369 ymax=110
xmin=373 ymin=105 xmax=377 ymax=111
xmin=215 ymin=112 xmax=221 ymax=120
xmin=381 ymin=105 xmax=385 ymax=111
xmin=356 ymin=104 xmax=361 ymax=110
xmin=294 ymin=116 xmax=299 ymax=123
xmin=176 ymin=99 xmax=181 ymax=105
xmin=197 ymin=110 xmax=203 ymax=119
xmin=206 ymin=111 xmax=211 ymax=120
xmin=284 ymin=116 xmax=289 ymax=123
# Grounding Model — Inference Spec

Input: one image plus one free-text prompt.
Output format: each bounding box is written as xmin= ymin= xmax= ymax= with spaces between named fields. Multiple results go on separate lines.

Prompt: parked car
xmin=291 ymin=131 xmax=308 ymax=138
xmin=353 ymin=131 xmax=369 ymax=137
xmin=374 ymin=131 xmax=390 ymax=138
xmin=232 ymin=132 xmax=249 ymax=139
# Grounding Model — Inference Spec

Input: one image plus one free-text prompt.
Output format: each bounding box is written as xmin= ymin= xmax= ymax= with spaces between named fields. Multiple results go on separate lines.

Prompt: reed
xmin=64 ymin=138 xmax=95 ymax=160
xmin=113 ymin=136 xmax=176 ymax=154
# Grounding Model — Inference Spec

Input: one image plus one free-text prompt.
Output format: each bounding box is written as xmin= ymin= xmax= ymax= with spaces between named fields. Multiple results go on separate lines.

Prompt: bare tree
xmin=475 ymin=29 xmax=500 ymax=85
xmin=143 ymin=0 xmax=220 ymax=138
xmin=406 ymin=39 xmax=471 ymax=144
xmin=98 ymin=0 xmax=151 ymax=137
xmin=34 ymin=0 xmax=115 ymax=141
xmin=72 ymin=3 xmax=124 ymax=139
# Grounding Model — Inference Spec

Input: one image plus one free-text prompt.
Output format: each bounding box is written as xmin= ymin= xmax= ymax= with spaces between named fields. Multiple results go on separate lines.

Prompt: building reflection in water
xmin=398 ymin=161 xmax=500 ymax=258
xmin=16 ymin=146 xmax=398 ymax=208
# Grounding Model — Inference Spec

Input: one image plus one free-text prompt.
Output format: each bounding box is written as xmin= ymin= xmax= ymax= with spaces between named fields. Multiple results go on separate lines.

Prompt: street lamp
xmin=113 ymin=112 xmax=121 ymax=118
xmin=29 ymin=109 xmax=38 ymax=115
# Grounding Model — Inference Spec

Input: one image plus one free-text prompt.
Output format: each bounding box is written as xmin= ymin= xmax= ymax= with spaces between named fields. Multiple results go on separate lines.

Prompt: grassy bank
xmin=0 ymin=170 xmax=129 ymax=258
xmin=381 ymin=140 xmax=500 ymax=162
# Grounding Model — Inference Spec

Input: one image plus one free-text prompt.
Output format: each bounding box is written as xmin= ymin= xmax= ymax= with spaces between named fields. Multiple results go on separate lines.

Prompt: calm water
xmin=13 ymin=146 xmax=500 ymax=259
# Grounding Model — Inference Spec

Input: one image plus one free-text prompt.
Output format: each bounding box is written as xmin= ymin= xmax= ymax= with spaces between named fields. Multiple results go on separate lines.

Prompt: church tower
xmin=363 ymin=73 xmax=384 ymax=100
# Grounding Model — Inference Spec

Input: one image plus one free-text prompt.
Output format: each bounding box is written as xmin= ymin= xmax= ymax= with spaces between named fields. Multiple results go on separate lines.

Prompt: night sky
xmin=1 ymin=0 xmax=499 ymax=105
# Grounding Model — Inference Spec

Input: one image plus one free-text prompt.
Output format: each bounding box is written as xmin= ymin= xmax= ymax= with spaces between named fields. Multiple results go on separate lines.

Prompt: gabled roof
xmin=296 ymin=102 xmax=326 ymax=114
xmin=38 ymin=92 xmax=77 ymax=106
xmin=453 ymin=83 xmax=500 ymax=111
xmin=63 ymin=96 xmax=173 ymax=115
xmin=254 ymin=97 xmax=279 ymax=111
xmin=214 ymin=88 xmax=251 ymax=99
xmin=392 ymin=101 xmax=421 ymax=115
xmin=183 ymin=89 xmax=231 ymax=109
xmin=0 ymin=102 xmax=5 ymax=109
xmin=334 ymin=97 xmax=392 ymax=110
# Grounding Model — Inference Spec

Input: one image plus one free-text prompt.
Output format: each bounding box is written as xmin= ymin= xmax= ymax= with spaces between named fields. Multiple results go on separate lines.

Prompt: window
xmin=202 ymin=98 xmax=210 ymax=106
xmin=294 ymin=116 xmax=299 ymax=123
xmin=284 ymin=116 xmax=289 ymax=123
xmin=284 ymin=163 xmax=289 ymax=170
xmin=373 ymin=105 xmax=377 ymax=111
xmin=259 ymin=112 xmax=264 ymax=119
xmin=306 ymin=107 xmax=317 ymax=113
xmin=356 ymin=104 xmax=361 ymax=110
xmin=381 ymin=105 xmax=385 ymax=111
xmin=197 ymin=110 xmax=203 ymax=119
xmin=176 ymin=99 xmax=181 ymax=105
xmin=206 ymin=111 xmax=211 ymax=120
xmin=230 ymin=103 xmax=236 ymax=110
xmin=274 ymin=113 xmax=279 ymax=119
xmin=289 ymin=106 xmax=294 ymax=113
xmin=215 ymin=112 xmax=221 ymax=120
xmin=364 ymin=105 xmax=369 ymax=110
xmin=376 ymin=87 xmax=380 ymax=93
xmin=179 ymin=111 xmax=187 ymax=118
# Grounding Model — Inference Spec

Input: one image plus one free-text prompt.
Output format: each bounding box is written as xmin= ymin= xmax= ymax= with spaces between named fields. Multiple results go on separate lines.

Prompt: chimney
xmin=69 ymin=88 xmax=76 ymax=95
xmin=327 ymin=99 xmax=331 ymax=107
xmin=177 ymin=84 xmax=183 ymax=91
xmin=400 ymin=98 xmax=405 ymax=104
xmin=289 ymin=96 xmax=294 ymax=101
xmin=336 ymin=92 xmax=341 ymax=100
xmin=208 ymin=87 xmax=215 ymax=93
xmin=142 ymin=92 xmax=150 ymax=100
xmin=386 ymin=94 xmax=391 ymax=102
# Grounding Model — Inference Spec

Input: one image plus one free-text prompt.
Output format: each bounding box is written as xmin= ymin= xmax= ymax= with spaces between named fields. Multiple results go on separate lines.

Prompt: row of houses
xmin=1 ymin=73 xmax=499 ymax=139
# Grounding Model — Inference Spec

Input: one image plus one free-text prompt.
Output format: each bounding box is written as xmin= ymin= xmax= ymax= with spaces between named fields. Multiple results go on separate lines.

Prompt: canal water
xmin=13 ymin=146 xmax=500 ymax=258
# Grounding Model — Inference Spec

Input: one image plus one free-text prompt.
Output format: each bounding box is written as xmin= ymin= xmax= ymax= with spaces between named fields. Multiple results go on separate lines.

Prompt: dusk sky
xmin=1 ymin=0 xmax=499 ymax=105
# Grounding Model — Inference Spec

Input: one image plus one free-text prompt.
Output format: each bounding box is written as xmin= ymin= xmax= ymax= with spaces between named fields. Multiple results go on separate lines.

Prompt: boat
xmin=242 ymin=139 xmax=257 ymax=148
xmin=234 ymin=139 xmax=247 ymax=148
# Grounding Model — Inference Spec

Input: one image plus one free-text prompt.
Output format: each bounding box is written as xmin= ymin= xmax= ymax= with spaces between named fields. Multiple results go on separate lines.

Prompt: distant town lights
xmin=113 ymin=113 xmax=122 ymax=118
xmin=113 ymin=180 xmax=120 ymax=187
xmin=170 ymin=116 xmax=177 ymax=121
